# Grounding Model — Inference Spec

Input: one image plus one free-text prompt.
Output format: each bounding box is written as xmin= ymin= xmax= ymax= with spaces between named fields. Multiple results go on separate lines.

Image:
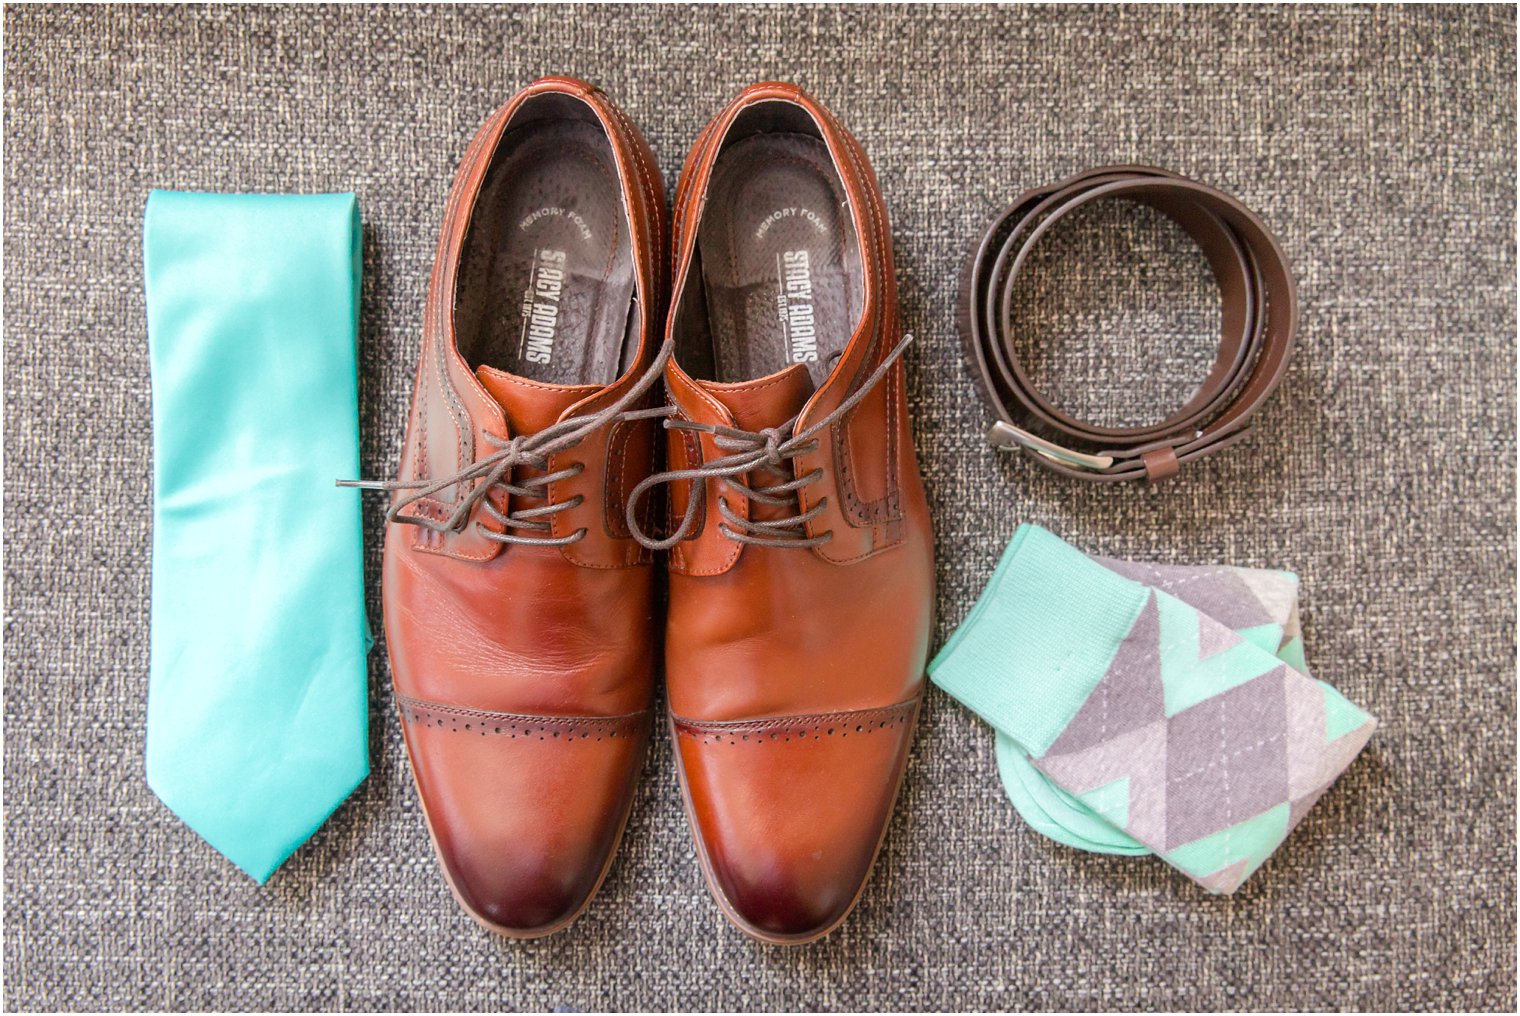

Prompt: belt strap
xmin=958 ymin=165 xmax=1298 ymax=482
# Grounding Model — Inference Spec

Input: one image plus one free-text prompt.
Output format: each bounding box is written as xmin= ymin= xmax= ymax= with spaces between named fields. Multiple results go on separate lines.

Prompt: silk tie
xmin=143 ymin=191 xmax=370 ymax=882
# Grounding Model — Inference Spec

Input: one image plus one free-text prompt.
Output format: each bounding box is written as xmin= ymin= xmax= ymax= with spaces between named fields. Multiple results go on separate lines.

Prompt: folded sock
xmin=930 ymin=524 xmax=1376 ymax=894
xmin=995 ymin=552 xmax=1315 ymax=859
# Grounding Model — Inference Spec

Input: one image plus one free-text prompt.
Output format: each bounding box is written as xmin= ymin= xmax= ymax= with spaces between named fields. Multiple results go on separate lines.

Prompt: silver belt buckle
xmin=986 ymin=421 xmax=1116 ymax=472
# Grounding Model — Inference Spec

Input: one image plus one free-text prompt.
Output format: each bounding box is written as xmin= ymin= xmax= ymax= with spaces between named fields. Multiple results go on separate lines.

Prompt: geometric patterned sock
xmin=929 ymin=524 xmax=1376 ymax=894
xmin=994 ymin=554 xmax=1321 ymax=860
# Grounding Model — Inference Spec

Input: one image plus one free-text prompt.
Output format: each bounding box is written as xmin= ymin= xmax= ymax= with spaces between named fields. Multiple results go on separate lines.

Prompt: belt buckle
xmin=986 ymin=421 xmax=1115 ymax=472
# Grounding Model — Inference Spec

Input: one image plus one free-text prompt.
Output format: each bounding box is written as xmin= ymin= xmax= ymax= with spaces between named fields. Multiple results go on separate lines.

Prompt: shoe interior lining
xmin=453 ymin=110 xmax=639 ymax=387
xmin=675 ymin=108 xmax=864 ymax=387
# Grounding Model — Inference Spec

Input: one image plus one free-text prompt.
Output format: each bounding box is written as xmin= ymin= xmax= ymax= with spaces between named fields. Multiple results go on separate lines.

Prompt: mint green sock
xmin=930 ymin=525 xmax=1376 ymax=894
xmin=995 ymin=550 xmax=1317 ymax=859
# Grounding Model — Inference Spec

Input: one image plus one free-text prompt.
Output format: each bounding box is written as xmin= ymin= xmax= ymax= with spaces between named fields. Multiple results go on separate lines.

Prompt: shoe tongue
xmin=475 ymin=365 xmax=600 ymax=435
xmin=695 ymin=363 xmax=816 ymax=431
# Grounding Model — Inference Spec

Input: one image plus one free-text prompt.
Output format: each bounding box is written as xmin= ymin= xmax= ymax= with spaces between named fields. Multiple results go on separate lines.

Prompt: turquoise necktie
xmin=144 ymin=191 xmax=370 ymax=883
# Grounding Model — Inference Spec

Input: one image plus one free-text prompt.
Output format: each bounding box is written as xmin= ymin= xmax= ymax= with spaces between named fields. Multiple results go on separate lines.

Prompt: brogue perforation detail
xmin=671 ymin=700 xmax=919 ymax=747
xmin=397 ymin=695 xmax=649 ymax=742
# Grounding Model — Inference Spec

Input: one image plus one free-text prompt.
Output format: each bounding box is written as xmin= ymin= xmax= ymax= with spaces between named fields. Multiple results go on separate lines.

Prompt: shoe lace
xmin=626 ymin=335 xmax=912 ymax=551
xmin=340 ymin=341 xmax=675 ymax=547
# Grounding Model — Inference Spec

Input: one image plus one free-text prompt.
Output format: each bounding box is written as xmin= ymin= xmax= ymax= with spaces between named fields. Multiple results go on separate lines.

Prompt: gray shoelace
xmin=626 ymin=334 xmax=913 ymax=551
xmin=339 ymin=340 xmax=675 ymax=547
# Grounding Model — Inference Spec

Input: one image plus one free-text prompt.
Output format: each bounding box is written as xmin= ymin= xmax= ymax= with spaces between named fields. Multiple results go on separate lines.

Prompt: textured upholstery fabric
xmin=3 ymin=4 xmax=1514 ymax=1011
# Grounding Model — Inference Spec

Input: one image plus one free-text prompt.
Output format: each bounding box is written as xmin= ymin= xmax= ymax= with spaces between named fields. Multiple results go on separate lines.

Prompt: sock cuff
xmin=929 ymin=524 xmax=1150 ymax=756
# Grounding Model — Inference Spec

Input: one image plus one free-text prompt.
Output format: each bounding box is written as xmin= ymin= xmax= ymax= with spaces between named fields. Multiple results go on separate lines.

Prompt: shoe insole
xmin=455 ymin=118 xmax=637 ymax=386
xmin=697 ymin=132 xmax=861 ymax=386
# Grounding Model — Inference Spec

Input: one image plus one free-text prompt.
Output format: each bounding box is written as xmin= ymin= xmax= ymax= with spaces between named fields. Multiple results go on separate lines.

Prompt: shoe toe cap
xmin=400 ymin=701 xmax=650 ymax=936
xmin=673 ymin=701 xmax=919 ymax=942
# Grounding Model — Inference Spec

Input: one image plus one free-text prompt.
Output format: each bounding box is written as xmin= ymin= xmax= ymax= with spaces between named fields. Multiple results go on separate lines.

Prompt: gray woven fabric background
xmin=4 ymin=3 xmax=1515 ymax=1011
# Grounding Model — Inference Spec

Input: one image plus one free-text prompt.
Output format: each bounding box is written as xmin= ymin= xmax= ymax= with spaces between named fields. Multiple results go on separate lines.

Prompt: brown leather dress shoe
xmin=628 ymin=83 xmax=935 ymax=944
xmin=364 ymin=78 xmax=667 ymax=937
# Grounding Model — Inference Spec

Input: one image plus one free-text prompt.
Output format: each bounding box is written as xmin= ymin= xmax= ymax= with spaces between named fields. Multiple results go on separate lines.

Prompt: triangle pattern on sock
xmin=1163 ymin=801 xmax=1292 ymax=893
xmin=1158 ymin=592 xmax=1285 ymax=717
xmin=1194 ymin=858 xmax=1252 ymax=895
xmin=1232 ymin=567 xmax=1300 ymax=629
xmin=1283 ymin=670 xmax=1377 ymax=801
xmin=1198 ymin=622 xmax=1245 ymax=661
xmin=1076 ymin=776 xmax=1132 ymax=829
xmin=1324 ymin=684 xmax=1374 ymax=742
xmin=1044 ymin=593 xmax=1166 ymax=757
xmin=1037 ymin=719 xmax=1169 ymax=849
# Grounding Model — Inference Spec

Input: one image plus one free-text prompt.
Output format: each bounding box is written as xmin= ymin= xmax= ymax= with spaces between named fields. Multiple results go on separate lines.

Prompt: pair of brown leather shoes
xmin=369 ymin=77 xmax=934 ymax=944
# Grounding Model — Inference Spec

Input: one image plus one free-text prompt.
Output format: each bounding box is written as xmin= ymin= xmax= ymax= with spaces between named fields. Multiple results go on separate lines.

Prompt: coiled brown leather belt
xmin=958 ymin=165 xmax=1298 ymax=482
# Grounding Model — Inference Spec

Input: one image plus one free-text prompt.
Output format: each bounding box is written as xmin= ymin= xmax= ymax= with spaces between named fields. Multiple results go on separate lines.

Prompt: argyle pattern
xmin=1030 ymin=578 xmax=1376 ymax=892
xmin=930 ymin=525 xmax=1378 ymax=895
